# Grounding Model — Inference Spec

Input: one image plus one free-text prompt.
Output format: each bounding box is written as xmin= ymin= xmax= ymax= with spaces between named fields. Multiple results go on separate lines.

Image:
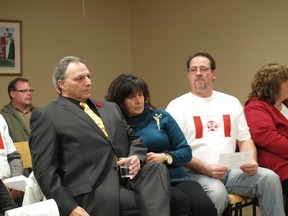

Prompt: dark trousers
xmin=281 ymin=179 xmax=288 ymax=193
xmin=171 ymin=181 xmax=218 ymax=216
xmin=121 ymin=162 xmax=170 ymax=216
xmin=281 ymin=179 xmax=288 ymax=215
xmin=170 ymin=186 xmax=191 ymax=216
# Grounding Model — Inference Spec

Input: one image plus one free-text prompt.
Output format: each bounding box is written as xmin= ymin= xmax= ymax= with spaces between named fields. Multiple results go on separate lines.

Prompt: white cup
xmin=119 ymin=157 xmax=132 ymax=178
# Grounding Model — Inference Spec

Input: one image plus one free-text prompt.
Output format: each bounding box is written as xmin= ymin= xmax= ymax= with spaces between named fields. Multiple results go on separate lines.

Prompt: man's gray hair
xmin=52 ymin=56 xmax=84 ymax=93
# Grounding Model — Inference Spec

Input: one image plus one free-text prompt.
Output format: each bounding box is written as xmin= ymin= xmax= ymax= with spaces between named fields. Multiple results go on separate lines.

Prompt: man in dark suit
xmin=29 ymin=56 xmax=170 ymax=216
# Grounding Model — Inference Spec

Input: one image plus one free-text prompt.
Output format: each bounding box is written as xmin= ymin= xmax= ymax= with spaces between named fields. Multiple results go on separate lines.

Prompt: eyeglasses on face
xmin=188 ymin=67 xmax=211 ymax=73
xmin=13 ymin=89 xmax=35 ymax=93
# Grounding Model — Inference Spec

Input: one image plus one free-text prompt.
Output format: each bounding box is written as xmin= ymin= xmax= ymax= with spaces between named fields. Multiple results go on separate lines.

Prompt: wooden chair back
xmin=13 ymin=141 xmax=32 ymax=169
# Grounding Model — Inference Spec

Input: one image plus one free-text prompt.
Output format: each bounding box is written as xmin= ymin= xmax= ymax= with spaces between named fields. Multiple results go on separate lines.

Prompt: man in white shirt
xmin=166 ymin=51 xmax=285 ymax=216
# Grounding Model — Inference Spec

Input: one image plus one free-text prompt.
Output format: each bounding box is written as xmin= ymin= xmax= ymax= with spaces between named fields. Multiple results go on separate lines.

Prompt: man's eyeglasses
xmin=188 ymin=67 xmax=211 ymax=73
xmin=13 ymin=89 xmax=35 ymax=93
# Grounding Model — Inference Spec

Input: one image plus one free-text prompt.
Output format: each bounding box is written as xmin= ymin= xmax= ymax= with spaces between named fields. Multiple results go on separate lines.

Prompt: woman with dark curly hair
xmin=244 ymin=63 xmax=288 ymax=192
xmin=106 ymin=74 xmax=217 ymax=216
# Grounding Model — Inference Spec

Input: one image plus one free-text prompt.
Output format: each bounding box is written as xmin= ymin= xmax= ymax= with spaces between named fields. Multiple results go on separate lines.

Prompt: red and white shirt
xmin=166 ymin=91 xmax=251 ymax=164
xmin=0 ymin=114 xmax=16 ymax=179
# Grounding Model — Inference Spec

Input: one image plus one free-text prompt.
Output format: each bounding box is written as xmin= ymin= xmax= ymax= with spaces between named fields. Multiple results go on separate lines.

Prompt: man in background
xmin=0 ymin=78 xmax=37 ymax=142
xmin=166 ymin=51 xmax=285 ymax=216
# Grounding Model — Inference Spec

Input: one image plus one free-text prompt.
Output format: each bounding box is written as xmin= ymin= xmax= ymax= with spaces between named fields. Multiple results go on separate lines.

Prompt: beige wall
xmin=131 ymin=0 xmax=288 ymax=108
xmin=1 ymin=0 xmax=288 ymax=109
xmin=0 ymin=0 xmax=132 ymax=107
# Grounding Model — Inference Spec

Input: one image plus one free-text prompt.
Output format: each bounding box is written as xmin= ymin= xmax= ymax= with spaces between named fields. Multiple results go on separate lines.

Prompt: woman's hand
xmin=146 ymin=152 xmax=166 ymax=164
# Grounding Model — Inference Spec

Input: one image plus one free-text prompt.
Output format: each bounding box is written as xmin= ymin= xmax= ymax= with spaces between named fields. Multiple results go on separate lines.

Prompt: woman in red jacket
xmin=244 ymin=63 xmax=288 ymax=192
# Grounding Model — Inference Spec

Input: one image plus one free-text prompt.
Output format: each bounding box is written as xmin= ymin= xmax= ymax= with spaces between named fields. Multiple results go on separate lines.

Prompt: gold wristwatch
xmin=164 ymin=153 xmax=173 ymax=165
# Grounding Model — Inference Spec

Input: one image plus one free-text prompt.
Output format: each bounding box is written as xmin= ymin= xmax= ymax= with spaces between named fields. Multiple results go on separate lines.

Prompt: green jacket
xmin=0 ymin=103 xmax=38 ymax=142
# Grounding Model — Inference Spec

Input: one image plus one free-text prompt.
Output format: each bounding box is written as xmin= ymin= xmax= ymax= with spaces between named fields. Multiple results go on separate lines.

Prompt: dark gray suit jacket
xmin=29 ymin=96 xmax=147 ymax=216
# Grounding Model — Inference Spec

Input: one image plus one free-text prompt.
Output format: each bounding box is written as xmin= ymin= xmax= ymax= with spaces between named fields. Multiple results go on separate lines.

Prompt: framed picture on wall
xmin=0 ymin=20 xmax=22 ymax=76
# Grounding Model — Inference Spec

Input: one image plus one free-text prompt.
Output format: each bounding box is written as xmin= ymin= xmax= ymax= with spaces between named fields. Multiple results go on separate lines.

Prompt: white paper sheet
xmin=218 ymin=151 xmax=253 ymax=168
xmin=5 ymin=199 xmax=59 ymax=216
xmin=3 ymin=175 xmax=32 ymax=192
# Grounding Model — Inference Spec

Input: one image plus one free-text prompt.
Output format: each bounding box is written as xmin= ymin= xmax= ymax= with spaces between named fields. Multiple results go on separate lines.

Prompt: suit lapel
xmin=57 ymin=96 xmax=108 ymax=140
xmin=91 ymin=100 xmax=121 ymax=157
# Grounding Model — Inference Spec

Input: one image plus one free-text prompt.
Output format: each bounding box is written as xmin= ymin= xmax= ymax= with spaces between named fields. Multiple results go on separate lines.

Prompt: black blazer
xmin=29 ymin=96 xmax=147 ymax=216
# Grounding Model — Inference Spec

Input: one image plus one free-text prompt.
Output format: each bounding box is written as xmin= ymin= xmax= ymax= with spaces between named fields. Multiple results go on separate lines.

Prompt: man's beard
xmin=194 ymin=79 xmax=206 ymax=91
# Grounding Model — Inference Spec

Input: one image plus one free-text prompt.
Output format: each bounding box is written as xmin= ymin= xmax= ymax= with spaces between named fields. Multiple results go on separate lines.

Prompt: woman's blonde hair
xmin=248 ymin=63 xmax=288 ymax=104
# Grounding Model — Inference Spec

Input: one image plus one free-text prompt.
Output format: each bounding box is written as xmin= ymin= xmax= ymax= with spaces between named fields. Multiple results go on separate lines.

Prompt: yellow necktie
xmin=79 ymin=102 xmax=109 ymax=138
